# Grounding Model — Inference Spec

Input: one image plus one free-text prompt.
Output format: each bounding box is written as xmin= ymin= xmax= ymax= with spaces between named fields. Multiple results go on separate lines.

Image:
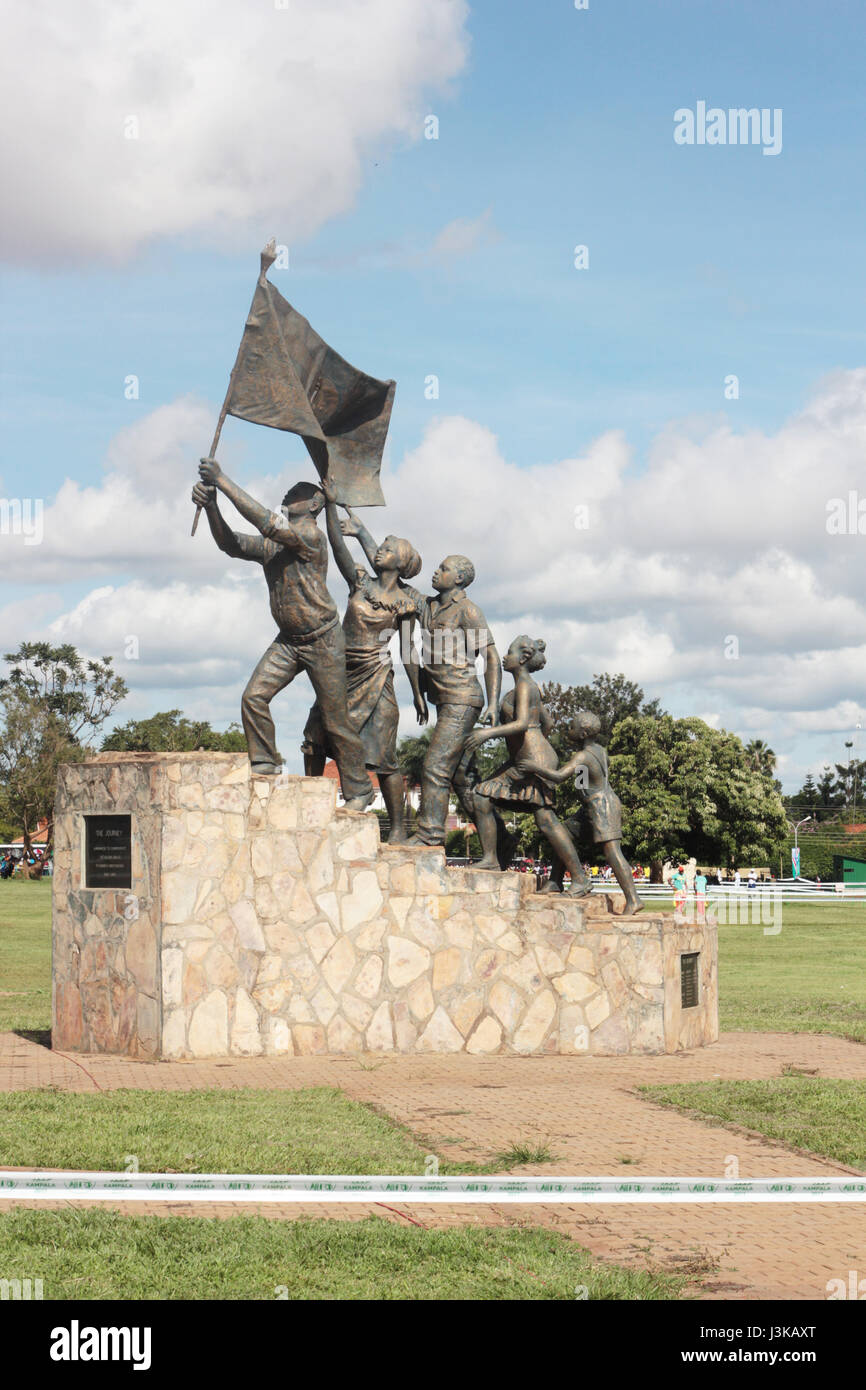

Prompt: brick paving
xmin=2 ymin=1029 xmax=865 ymax=1300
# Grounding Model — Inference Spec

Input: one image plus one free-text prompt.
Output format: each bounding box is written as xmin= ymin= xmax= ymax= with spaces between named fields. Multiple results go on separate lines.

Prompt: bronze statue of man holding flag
xmin=191 ymin=241 xmax=395 ymax=809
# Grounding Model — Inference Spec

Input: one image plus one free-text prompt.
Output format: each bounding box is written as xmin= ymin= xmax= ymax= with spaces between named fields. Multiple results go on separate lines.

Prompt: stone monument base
xmin=52 ymin=754 xmax=718 ymax=1060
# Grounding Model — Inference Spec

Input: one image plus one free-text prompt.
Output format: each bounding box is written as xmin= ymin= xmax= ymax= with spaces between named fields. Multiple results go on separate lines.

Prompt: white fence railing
xmin=599 ymin=881 xmax=866 ymax=904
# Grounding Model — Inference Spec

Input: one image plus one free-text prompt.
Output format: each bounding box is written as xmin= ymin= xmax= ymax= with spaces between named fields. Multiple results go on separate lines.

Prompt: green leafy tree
xmin=0 ymin=690 xmax=82 ymax=869
xmin=745 ymin=738 xmax=776 ymax=776
xmin=1 ymin=642 xmax=127 ymax=742
xmin=103 ymin=710 xmax=246 ymax=753
xmin=608 ymin=715 xmax=787 ymax=881
xmin=0 ymin=644 xmax=127 ymax=871
xmin=396 ymin=732 xmax=431 ymax=792
xmin=540 ymin=673 xmax=664 ymax=749
xmin=816 ymin=765 xmax=843 ymax=815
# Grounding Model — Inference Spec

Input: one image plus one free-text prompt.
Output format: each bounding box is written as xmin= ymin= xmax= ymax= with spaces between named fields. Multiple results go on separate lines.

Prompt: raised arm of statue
xmin=190 ymin=481 xmax=265 ymax=562
xmin=322 ymin=476 xmax=363 ymax=587
xmin=198 ymin=457 xmax=302 ymax=550
xmin=340 ymin=506 xmax=380 ymax=568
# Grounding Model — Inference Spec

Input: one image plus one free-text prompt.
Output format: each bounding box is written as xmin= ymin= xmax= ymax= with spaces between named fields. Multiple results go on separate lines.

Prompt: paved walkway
xmin=2 ymin=1029 xmax=865 ymax=1300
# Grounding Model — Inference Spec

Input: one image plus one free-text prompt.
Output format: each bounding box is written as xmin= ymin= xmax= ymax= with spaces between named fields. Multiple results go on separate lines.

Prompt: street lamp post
xmin=845 ymin=740 xmax=854 ymax=810
xmin=786 ymin=816 xmax=811 ymax=879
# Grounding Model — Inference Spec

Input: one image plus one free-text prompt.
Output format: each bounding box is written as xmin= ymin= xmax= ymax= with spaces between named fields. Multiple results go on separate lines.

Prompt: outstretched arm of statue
xmin=323 ymin=476 xmax=363 ymax=587
xmin=197 ymin=458 xmax=295 ymax=545
xmin=191 ymin=481 xmax=265 ymax=562
xmin=463 ymin=677 xmax=528 ymax=755
xmin=340 ymin=506 xmax=380 ymax=568
xmin=519 ymin=752 xmax=582 ymax=786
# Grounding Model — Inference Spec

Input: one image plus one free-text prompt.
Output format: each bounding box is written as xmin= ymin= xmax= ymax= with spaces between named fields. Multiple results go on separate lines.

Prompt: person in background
xmin=695 ymin=868 xmax=708 ymax=922
xmin=733 ymin=868 xmax=741 ymax=890
xmin=671 ymin=863 xmax=687 ymax=917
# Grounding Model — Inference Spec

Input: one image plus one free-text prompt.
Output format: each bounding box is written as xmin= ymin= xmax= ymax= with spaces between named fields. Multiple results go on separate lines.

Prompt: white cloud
xmin=429 ymin=208 xmax=499 ymax=261
xmin=6 ymin=370 xmax=866 ymax=785
xmin=0 ymin=0 xmax=469 ymax=263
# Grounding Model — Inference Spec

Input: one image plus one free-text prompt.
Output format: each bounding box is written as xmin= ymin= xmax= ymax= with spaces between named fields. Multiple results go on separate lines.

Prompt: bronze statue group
xmin=192 ymin=460 xmax=643 ymax=915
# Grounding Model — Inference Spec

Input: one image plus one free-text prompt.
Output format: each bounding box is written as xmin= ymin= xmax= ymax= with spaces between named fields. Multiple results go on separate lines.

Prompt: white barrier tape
xmin=1 ymin=1173 xmax=864 ymax=1204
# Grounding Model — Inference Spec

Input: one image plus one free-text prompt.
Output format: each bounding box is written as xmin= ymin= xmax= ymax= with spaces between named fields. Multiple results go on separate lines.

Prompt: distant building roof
xmin=11 ymin=818 xmax=49 ymax=845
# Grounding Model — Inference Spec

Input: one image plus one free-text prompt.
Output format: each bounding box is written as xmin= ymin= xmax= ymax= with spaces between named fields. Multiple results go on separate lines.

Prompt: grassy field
xmin=638 ymin=1077 xmax=866 ymax=1169
xmin=0 ymin=1209 xmax=689 ymax=1300
xmin=0 ymin=879 xmax=51 ymax=1034
xmin=717 ymin=902 xmax=866 ymax=1043
xmin=0 ymin=1086 xmax=507 ymax=1176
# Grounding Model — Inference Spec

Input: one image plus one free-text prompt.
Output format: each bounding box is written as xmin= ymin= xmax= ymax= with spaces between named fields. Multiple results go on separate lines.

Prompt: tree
xmin=608 ymin=715 xmax=787 ymax=881
xmin=1 ymin=642 xmax=127 ymax=743
xmin=831 ymin=756 xmax=866 ymax=811
xmin=396 ymin=732 xmax=432 ymax=791
xmin=745 ymin=738 xmax=776 ymax=776
xmin=540 ymin=673 xmax=664 ymax=749
xmin=0 ymin=689 xmax=81 ymax=870
xmin=0 ymin=644 xmax=127 ymax=870
xmin=103 ymin=710 xmax=246 ymax=753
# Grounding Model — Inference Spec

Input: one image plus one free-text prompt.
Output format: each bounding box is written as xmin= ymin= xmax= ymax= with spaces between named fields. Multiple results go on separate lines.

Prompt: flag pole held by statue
xmin=192 ymin=239 xmax=394 ymax=535
xmin=191 ymin=239 xmax=278 ymax=536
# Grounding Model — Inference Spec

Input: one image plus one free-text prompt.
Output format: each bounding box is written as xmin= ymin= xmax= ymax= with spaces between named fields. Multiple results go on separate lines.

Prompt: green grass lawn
xmin=0 ymin=1209 xmax=689 ymax=1300
xmin=638 ymin=1077 xmax=866 ymax=1170
xmin=0 ymin=879 xmax=51 ymax=1034
xmin=717 ymin=902 xmax=866 ymax=1043
xmin=0 ymin=1086 xmax=505 ymax=1176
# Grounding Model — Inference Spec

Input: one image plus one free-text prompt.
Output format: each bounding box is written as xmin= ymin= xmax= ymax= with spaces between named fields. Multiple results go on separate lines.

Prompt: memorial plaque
xmin=680 ymin=951 xmax=700 ymax=1009
xmin=84 ymin=814 xmax=132 ymax=889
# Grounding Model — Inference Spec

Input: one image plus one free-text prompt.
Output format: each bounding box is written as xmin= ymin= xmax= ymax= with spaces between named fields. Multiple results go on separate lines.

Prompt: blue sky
xmin=2 ymin=0 xmax=865 ymax=789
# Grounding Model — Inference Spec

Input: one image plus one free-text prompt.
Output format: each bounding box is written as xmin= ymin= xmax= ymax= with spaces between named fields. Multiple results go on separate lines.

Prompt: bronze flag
xmin=224 ymin=267 xmax=394 ymax=507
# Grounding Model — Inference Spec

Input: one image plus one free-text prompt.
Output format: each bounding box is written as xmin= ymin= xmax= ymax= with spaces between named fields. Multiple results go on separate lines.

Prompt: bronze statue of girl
xmin=462 ymin=635 xmax=591 ymax=894
xmin=302 ymin=477 xmax=426 ymax=841
xmin=521 ymin=710 xmax=644 ymax=914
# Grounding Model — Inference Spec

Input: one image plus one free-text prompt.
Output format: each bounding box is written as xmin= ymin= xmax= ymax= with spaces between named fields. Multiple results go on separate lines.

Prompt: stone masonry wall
xmin=52 ymin=753 xmax=718 ymax=1059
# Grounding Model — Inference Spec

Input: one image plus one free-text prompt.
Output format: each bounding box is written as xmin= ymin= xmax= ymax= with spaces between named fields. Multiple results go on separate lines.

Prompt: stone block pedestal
xmin=52 ymin=753 xmax=718 ymax=1060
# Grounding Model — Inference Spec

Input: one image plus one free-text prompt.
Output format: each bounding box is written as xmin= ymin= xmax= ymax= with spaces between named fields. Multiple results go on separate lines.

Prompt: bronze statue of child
xmin=521 ymin=710 xmax=644 ymax=914
xmin=462 ymin=636 xmax=591 ymax=895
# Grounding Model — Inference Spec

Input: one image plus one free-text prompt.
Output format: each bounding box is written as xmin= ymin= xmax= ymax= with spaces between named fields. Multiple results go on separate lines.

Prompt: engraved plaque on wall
xmin=84 ymin=814 xmax=132 ymax=889
xmin=680 ymin=951 xmax=700 ymax=1009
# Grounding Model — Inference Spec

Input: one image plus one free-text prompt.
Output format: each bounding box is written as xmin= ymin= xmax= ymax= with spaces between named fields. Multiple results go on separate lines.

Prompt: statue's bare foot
xmin=387 ymin=826 xmax=408 ymax=844
xmin=563 ymin=881 xmax=593 ymax=898
xmin=538 ymin=879 xmax=562 ymax=894
xmin=473 ymin=855 xmax=501 ymax=871
xmin=343 ymin=790 xmax=375 ymax=812
xmin=251 ymin=762 xmax=280 ymax=776
xmin=623 ymin=899 xmax=645 ymax=915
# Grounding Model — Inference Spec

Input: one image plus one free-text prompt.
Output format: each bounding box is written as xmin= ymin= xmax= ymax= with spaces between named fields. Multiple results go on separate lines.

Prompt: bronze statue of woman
xmin=462 ymin=636 xmax=591 ymax=894
xmin=302 ymin=476 xmax=425 ymax=842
